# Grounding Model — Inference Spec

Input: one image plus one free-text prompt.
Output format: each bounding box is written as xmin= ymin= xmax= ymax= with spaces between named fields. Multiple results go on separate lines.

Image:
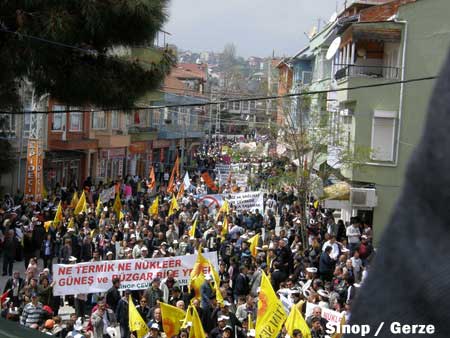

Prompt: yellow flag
xmin=331 ymin=315 xmax=346 ymax=338
xmin=42 ymin=182 xmax=48 ymax=200
xmin=129 ymin=295 xmax=149 ymax=338
xmin=189 ymin=251 xmax=210 ymax=296
xmin=168 ymin=195 xmax=179 ymax=217
xmin=208 ymin=259 xmax=224 ymax=305
xmin=119 ymin=210 xmax=125 ymax=221
xmin=95 ymin=198 xmax=103 ymax=217
xmin=190 ymin=251 xmax=209 ymax=280
xmin=113 ymin=193 xmax=122 ymax=219
xmin=188 ymin=218 xmax=197 ymax=239
xmin=248 ymin=234 xmax=260 ymax=258
xmin=189 ymin=273 xmax=205 ymax=300
xmin=220 ymin=217 xmax=228 ymax=241
xmin=313 ymin=200 xmax=319 ymax=209
xmin=149 ymin=196 xmax=159 ymax=217
xmin=53 ymin=201 xmax=63 ymax=226
xmin=255 ymin=272 xmax=287 ymax=338
xmin=74 ymin=191 xmax=87 ymax=215
xmin=248 ymin=313 xmax=253 ymax=330
xmin=44 ymin=221 xmax=53 ymax=233
xmin=67 ymin=218 xmax=74 ymax=229
xmin=160 ymin=301 xmax=186 ymax=338
xmin=181 ymin=305 xmax=195 ymax=329
xmin=70 ymin=192 xmax=79 ymax=209
xmin=285 ymin=302 xmax=311 ymax=338
xmin=190 ymin=305 xmax=206 ymax=338
xmin=219 ymin=200 xmax=229 ymax=215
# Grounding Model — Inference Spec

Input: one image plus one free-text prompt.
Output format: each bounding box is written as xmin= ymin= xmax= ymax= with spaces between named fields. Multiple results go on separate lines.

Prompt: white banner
xmin=99 ymin=186 xmax=116 ymax=203
xmin=224 ymin=191 xmax=263 ymax=212
xmin=53 ymin=252 xmax=219 ymax=296
xmin=305 ymin=302 xmax=344 ymax=327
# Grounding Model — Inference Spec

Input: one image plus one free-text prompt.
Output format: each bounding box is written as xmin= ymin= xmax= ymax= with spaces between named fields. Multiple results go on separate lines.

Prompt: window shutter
xmin=371 ymin=117 xmax=395 ymax=161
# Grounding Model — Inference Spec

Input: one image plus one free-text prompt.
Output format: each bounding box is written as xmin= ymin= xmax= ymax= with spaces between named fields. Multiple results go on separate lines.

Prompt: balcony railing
xmin=334 ymin=64 xmax=400 ymax=81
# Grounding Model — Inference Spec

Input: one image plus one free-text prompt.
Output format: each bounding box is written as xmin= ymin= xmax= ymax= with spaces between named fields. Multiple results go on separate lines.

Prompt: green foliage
xmin=0 ymin=0 xmax=174 ymax=110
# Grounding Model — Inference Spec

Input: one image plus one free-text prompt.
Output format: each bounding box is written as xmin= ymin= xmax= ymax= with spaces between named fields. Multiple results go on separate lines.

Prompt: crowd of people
xmin=0 ymin=156 xmax=374 ymax=338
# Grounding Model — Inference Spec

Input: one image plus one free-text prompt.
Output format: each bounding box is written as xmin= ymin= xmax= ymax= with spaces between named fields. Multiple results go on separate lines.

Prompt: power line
xmin=0 ymin=75 xmax=438 ymax=115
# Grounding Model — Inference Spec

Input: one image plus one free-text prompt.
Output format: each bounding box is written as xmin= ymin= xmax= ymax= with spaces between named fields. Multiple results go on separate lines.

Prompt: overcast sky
xmin=164 ymin=0 xmax=343 ymax=58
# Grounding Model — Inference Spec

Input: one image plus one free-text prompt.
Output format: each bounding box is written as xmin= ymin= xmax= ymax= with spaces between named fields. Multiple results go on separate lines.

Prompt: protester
xmin=0 ymin=153 xmax=370 ymax=338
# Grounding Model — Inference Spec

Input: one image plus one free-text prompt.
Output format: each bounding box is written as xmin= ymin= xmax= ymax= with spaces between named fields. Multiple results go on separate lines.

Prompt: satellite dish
xmin=308 ymin=26 xmax=318 ymax=39
xmin=326 ymin=36 xmax=341 ymax=60
xmin=329 ymin=12 xmax=338 ymax=23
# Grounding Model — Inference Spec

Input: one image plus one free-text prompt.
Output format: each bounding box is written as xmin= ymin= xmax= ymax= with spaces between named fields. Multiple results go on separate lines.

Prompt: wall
xmin=348 ymin=0 xmax=450 ymax=241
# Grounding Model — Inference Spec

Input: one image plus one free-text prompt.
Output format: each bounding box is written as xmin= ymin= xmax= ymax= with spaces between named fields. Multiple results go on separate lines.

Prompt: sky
xmin=164 ymin=0 xmax=343 ymax=58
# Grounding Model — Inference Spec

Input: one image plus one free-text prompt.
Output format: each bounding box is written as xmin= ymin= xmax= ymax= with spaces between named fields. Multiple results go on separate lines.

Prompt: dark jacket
xmin=234 ymin=273 xmax=249 ymax=297
xmin=106 ymin=286 xmax=121 ymax=311
xmin=319 ymin=252 xmax=334 ymax=275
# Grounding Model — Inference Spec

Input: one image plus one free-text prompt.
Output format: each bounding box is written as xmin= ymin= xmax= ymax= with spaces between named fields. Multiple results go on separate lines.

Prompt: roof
xmin=173 ymin=63 xmax=208 ymax=81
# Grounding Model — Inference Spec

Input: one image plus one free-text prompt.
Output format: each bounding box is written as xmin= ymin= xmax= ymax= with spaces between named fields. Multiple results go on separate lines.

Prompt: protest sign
xmin=305 ymin=302 xmax=344 ymax=327
xmin=224 ymin=191 xmax=263 ymax=212
xmin=53 ymin=252 xmax=219 ymax=296
xmin=99 ymin=186 xmax=116 ymax=203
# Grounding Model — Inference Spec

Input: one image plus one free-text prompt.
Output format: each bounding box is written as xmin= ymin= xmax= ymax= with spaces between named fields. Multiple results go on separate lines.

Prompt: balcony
xmin=334 ymin=64 xmax=400 ymax=81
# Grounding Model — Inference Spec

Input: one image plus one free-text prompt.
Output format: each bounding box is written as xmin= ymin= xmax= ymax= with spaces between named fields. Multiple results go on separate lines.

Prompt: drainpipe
xmin=394 ymin=19 xmax=408 ymax=166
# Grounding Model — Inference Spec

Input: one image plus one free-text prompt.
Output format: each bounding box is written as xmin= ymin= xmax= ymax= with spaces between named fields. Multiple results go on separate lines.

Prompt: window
xmin=52 ymin=105 xmax=65 ymax=131
xmin=92 ymin=111 xmax=106 ymax=129
xmin=234 ymin=101 xmax=240 ymax=111
xmin=111 ymin=110 xmax=119 ymax=129
xmin=242 ymin=101 xmax=249 ymax=111
xmin=70 ymin=109 xmax=83 ymax=132
xmin=23 ymin=113 xmax=31 ymax=138
xmin=371 ymin=111 xmax=397 ymax=161
xmin=0 ymin=114 xmax=15 ymax=137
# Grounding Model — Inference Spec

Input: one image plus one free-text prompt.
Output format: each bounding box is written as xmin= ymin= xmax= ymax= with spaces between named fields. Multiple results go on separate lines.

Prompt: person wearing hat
xmin=222 ymin=325 xmax=234 ymax=338
xmin=66 ymin=317 xmax=86 ymax=338
xmin=200 ymin=273 xmax=215 ymax=310
xmin=144 ymin=277 xmax=163 ymax=308
xmin=210 ymin=315 xmax=230 ymax=338
xmin=145 ymin=322 xmax=161 ymax=338
xmin=218 ymin=300 xmax=240 ymax=328
xmin=20 ymin=291 xmax=45 ymax=328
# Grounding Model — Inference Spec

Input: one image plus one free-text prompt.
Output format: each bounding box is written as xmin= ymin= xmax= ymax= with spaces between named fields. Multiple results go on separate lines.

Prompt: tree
xmin=0 ymin=0 xmax=174 ymax=110
xmin=270 ymin=95 xmax=370 ymax=246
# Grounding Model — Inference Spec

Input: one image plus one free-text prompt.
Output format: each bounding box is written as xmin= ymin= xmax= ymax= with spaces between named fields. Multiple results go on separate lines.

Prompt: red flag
xmin=147 ymin=166 xmax=156 ymax=190
xmin=1 ymin=289 xmax=10 ymax=305
xmin=167 ymin=157 xmax=179 ymax=193
xmin=201 ymin=172 xmax=218 ymax=191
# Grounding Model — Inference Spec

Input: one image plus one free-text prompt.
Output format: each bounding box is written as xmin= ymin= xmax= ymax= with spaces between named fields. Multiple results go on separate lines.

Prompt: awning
xmin=322 ymin=181 xmax=351 ymax=200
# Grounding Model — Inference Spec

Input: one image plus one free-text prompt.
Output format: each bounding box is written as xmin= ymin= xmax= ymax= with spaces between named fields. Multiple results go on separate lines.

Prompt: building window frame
xmin=370 ymin=110 xmax=397 ymax=162
xmin=92 ymin=111 xmax=106 ymax=130
xmin=69 ymin=109 xmax=83 ymax=132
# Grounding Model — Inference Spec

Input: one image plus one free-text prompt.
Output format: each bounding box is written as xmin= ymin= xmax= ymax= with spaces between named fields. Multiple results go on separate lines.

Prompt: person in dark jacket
xmin=319 ymin=246 xmax=334 ymax=281
xmin=115 ymin=290 xmax=130 ymax=338
xmin=233 ymin=266 xmax=250 ymax=301
xmin=105 ymin=278 xmax=121 ymax=312
xmin=270 ymin=261 xmax=286 ymax=291
xmin=2 ymin=230 xmax=18 ymax=276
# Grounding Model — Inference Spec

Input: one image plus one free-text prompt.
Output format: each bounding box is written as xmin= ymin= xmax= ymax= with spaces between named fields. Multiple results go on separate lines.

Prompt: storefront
xmin=44 ymin=151 xmax=86 ymax=189
xmin=96 ymin=148 xmax=126 ymax=182
xmin=128 ymin=141 xmax=152 ymax=178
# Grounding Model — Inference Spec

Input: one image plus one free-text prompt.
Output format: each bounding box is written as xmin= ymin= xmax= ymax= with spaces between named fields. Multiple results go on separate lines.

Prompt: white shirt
xmin=350 ymin=257 xmax=362 ymax=273
xmin=322 ymin=241 xmax=340 ymax=260
xmin=346 ymin=225 xmax=361 ymax=244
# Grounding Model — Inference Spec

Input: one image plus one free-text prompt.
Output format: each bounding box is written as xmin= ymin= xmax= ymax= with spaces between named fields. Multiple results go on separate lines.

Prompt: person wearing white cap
xmin=200 ymin=273 xmax=214 ymax=309
xmin=209 ymin=315 xmax=229 ymax=338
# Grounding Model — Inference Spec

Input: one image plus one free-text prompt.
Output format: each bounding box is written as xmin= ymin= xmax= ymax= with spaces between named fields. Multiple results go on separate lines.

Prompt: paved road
xmin=0 ymin=257 xmax=46 ymax=292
